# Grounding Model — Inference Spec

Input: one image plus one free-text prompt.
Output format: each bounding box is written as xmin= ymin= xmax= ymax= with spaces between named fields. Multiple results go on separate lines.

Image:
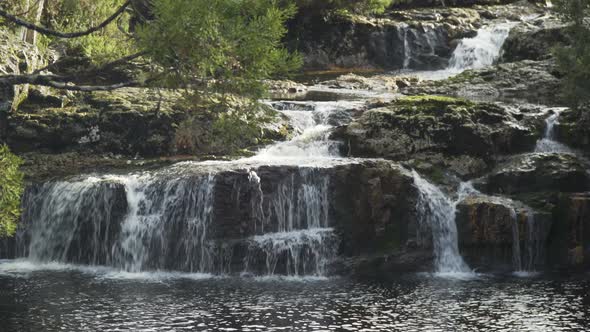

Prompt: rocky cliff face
xmin=286 ymin=7 xmax=481 ymax=70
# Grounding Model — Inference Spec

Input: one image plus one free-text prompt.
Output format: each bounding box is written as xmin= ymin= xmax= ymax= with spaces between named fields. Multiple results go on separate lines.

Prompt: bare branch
xmin=0 ymin=0 xmax=132 ymax=38
xmin=0 ymin=74 xmax=138 ymax=91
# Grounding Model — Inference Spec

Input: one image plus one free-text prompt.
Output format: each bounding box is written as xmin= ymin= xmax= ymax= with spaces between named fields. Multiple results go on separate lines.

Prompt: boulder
xmin=555 ymin=106 xmax=590 ymax=155
xmin=334 ymin=96 xmax=543 ymax=177
xmin=502 ymin=20 xmax=570 ymax=63
xmin=476 ymin=153 xmax=590 ymax=195
xmin=403 ymin=59 xmax=563 ymax=104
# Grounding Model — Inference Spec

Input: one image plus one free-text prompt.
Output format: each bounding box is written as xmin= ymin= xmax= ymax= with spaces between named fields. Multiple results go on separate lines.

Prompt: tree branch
xmin=0 ymin=0 xmax=132 ymax=38
xmin=0 ymin=74 xmax=138 ymax=91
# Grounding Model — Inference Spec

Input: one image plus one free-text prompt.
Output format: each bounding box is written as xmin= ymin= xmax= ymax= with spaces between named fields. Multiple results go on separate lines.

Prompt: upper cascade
xmin=448 ymin=22 xmax=515 ymax=71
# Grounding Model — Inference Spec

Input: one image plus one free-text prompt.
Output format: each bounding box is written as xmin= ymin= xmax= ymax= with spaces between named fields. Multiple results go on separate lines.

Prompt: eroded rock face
xmin=286 ymin=8 xmax=481 ymax=70
xmin=551 ymin=193 xmax=590 ymax=269
xmin=403 ymin=60 xmax=562 ymax=104
xmin=555 ymin=107 xmax=590 ymax=155
xmin=456 ymin=194 xmax=552 ymax=271
xmin=476 ymin=153 xmax=590 ymax=195
xmin=502 ymin=23 xmax=570 ymax=63
xmin=334 ymin=96 xmax=543 ymax=177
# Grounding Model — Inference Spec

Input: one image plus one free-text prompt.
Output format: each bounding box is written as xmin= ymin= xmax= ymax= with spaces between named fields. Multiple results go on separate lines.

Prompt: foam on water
xmin=0 ymin=259 xmax=216 ymax=281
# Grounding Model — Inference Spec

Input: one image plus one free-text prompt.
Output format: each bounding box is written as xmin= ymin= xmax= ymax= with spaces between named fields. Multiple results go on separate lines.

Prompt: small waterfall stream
xmin=449 ymin=23 xmax=515 ymax=71
xmin=535 ymin=108 xmax=573 ymax=153
xmin=413 ymin=171 xmax=474 ymax=274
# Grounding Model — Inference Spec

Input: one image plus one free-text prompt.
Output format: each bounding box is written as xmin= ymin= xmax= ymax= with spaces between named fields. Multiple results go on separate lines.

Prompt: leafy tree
xmin=0 ymin=145 xmax=24 ymax=237
xmin=136 ymin=0 xmax=302 ymax=102
xmin=553 ymin=0 xmax=590 ymax=107
xmin=0 ymin=0 xmax=300 ymax=97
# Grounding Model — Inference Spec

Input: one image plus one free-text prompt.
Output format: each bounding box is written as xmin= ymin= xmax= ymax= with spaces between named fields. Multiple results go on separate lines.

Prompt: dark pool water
xmin=0 ymin=261 xmax=588 ymax=332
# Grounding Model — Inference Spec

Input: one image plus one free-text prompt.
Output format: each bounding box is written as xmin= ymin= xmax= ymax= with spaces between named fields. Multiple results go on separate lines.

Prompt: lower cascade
xmin=16 ymin=167 xmax=338 ymax=277
xmin=412 ymin=171 xmax=473 ymax=273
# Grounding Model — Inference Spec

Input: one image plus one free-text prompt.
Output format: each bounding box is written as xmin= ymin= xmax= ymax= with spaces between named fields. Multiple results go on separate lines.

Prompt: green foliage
xmin=174 ymin=102 xmax=276 ymax=155
xmin=294 ymin=0 xmax=394 ymax=15
xmin=0 ymin=145 xmax=24 ymax=237
xmin=45 ymin=0 xmax=135 ymax=63
xmin=553 ymin=0 xmax=590 ymax=107
xmin=137 ymin=0 xmax=302 ymax=103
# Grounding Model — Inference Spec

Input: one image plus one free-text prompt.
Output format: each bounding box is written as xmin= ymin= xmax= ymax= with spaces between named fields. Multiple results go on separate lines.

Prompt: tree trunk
xmin=24 ymin=0 xmax=45 ymax=44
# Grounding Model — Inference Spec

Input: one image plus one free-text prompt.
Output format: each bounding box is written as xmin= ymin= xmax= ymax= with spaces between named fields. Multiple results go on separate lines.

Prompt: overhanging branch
xmin=0 ymin=74 xmax=138 ymax=91
xmin=0 ymin=0 xmax=132 ymax=38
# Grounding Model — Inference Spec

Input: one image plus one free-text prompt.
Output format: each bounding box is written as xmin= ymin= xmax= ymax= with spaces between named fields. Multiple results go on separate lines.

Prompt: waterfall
xmin=511 ymin=208 xmax=546 ymax=274
xmin=244 ymin=168 xmax=335 ymax=276
xmin=25 ymin=178 xmax=126 ymax=265
xmin=112 ymin=174 xmax=216 ymax=273
xmin=24 ymin=174 xmax=217 ymax=273
xmin=448 ymin=23 xmax=515 ymax=71
xmin=401 ymin=24 xmax=411 ymax=69
xmin=253 ymin=101 xmax=360 ymax=160
xmin=18 ymin=166 xmax=337 ymax=277
xmin=535 ymin=108 xmax=573 ymax=153
xmin=412 ymin=171 xmax=472 ymax=273
xmin=510 ymin=208 xmax=523 ymax=271
xmin=244 ymin=229 xmax=337 ymax=277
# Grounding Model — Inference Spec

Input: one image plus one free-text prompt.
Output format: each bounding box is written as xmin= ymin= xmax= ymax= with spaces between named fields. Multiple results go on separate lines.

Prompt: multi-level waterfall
xmin=15 ymin=99 xmax=350 ymax=277
xmin=6 ymin=21 xmax=525 ymax=279
xmin=412 ymin=171 xmax=474 ymax=274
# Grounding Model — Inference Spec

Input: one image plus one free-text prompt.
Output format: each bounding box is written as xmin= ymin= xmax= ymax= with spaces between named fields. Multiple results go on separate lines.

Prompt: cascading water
xmin=511 ymin=208 xmax=546 ymax=274
xmin=25 ymin=178 xmax=126 ymax=265
xmin=535 ymin=108 xmax=573 ymax=153
xmin=23 ymin=174 xmax=218 ymax=273
xmin=243 ymin=168 xmax=335 ymax=276
xmin=112 ymin=174 xmax=216 ymax=273
xmin=254 ymin=100 xmax=361 ymax=160
xmin=413 ymin=171 xmax=473 ymax=274
xmin=448 ymin=23 xmax=515 ymax=71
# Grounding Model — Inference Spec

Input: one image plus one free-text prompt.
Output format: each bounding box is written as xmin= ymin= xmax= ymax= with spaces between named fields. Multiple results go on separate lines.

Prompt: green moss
xmin=390 ymin=95 xmax=474 ymax=116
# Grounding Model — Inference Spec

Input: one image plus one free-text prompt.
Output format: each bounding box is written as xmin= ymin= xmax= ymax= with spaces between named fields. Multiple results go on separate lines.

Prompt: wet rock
xmin=502 ymin=19 xmax=570 ymax=63
xmin=551 ymin=193 xmax=590 ymax=269
xmin=285 ymin=9 xmax=476 ymax=70
xmin=456 ymin=194 xmax=552 ymax=271
xmin=476 ymin=153 xmax=590 ymax=195
xmin=403 ymin=59 xmax=562 ymax=104
xmin=319 ymin=73 xmax=420 ymax=91
xmin=265 ymin=79 xmax=308 ymax=97
xmin=334 ymin=96 xmax=542 ymax=177
xmin=555 ymin=106 xmax=590 ymax=155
